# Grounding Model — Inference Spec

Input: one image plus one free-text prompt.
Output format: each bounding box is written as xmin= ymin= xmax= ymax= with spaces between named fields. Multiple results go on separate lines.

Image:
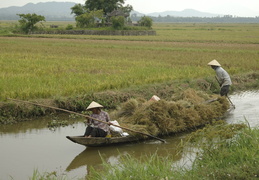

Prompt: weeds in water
xmin=88 ymin=153 xmax=179 ymax=180
xmin=47 ymin=120 xmax=70 ymax=130
xmin=88 ymin=124 xmax=259 ymax=180
xmin=186 ymin=125 xmax=259 ymax=179
xmin=30 ymin=169 xmax=68 ymax=180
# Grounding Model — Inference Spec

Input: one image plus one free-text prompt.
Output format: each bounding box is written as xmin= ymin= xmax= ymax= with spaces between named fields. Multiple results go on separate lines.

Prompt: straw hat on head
xmin=86 ymin=101 xmax=103 ymax=110
xmin=149 ymin=95 xmax=161 ymax=101
xmin=208 ymin=59 xmax=221 ymax=67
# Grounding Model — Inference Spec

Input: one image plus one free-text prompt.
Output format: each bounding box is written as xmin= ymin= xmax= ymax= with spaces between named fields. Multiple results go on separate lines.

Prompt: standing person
xmin=84 ymin=101 xmax=111 ymax=138
xmin=208 ymin=59 xmax=232 ymax=96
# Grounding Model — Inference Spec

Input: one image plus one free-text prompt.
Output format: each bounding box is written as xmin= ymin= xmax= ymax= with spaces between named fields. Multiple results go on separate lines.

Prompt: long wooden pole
xmin=215 ymin=76 xmax=235 ymax=108
xmin=7 ymin=98 xmax=166 ymax=143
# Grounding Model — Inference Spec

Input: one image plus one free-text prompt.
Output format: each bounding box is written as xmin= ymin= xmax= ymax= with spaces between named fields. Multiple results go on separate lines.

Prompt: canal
xmin=0 ymin=91 xmax=258 ymax=179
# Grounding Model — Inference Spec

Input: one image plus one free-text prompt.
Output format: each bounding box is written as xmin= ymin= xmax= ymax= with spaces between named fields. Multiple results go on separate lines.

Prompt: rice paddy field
xmin=0 ymin=22 xmax=259 ymax=101
xmin=1 ymin=22 xmax=259 ymax=179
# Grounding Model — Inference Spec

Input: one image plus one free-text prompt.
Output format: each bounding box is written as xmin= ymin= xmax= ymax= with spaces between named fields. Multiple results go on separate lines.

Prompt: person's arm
xmin=105 ymin=112 xmax=113 ymax=125
xmin=85 ymin=116 xmax=93 ymax=125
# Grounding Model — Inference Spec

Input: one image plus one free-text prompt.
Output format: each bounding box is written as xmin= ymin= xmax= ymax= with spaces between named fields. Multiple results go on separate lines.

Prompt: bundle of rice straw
xmin=113 ymin=88 xmax=230 ymax=137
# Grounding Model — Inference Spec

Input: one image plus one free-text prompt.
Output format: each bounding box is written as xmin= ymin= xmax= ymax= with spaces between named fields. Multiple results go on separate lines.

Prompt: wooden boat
xmin=67 ymin=102 xmax=235 ymax=147
xmin=66 ymin=135 xmax=147 ymax=147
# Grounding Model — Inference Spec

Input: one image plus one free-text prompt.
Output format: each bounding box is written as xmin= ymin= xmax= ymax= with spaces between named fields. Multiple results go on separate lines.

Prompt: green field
xmin=0 ymin=22 xmax=258 ymax=101
xmin=1 ymin=22 xmax=259 ymax=179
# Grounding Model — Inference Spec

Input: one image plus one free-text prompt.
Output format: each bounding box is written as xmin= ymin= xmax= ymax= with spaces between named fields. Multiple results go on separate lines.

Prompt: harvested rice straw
xmin=114 ymin=88 xmax=230 ymax=137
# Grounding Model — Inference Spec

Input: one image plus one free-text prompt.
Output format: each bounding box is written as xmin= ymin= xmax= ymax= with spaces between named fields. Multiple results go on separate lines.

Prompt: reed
xmin=87 ymin=124 xmax=259 ymax=180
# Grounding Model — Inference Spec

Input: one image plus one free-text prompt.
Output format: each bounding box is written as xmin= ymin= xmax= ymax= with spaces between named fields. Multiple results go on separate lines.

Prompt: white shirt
xmin=215 ymin=67 xmax=232 ymax=87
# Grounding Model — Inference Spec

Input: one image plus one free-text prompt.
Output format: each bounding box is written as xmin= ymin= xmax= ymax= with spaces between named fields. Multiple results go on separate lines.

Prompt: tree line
xmin=131 ymin=14 xmax=259 ymax=23
xmin=16 ymin=0 xmax=153 ymax=34
xmin=15 ymin=0 xmax=259 ymax=34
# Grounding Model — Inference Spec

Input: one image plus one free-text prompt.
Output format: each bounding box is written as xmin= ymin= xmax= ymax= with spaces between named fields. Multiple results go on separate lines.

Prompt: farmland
xmin=0 ymin=22 xmax=259 ymax=179
xmin=0 ymin=23 xmax=258 ymax=102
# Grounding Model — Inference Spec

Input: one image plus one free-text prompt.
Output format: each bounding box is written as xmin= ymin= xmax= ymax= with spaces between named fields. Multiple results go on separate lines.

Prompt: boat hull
xmin=66 ymin=136 xmax=145 ymax=147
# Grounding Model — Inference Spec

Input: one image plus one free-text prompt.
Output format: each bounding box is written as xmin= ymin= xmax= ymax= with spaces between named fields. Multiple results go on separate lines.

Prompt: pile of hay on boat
xmin=111 ymin=88 xmax=230 ymax=137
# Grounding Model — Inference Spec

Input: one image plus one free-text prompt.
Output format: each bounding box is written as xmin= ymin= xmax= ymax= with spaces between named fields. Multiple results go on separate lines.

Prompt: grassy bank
xmin=87 ymin=123 xmax=258 ymax=180
xmin=0 ymin=23 xmax=258 ymax=123
xmin=1 ymin=72 xmax=258 ymax=124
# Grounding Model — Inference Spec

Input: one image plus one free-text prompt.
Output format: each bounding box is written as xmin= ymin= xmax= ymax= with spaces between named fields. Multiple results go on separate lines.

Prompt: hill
xmin=0 ymin=2 xmax=257 ymax=22
xmin=146 ymin=9 xmax=220 ymax=17
xmin=0 ymin=1 xmax=224 ymax=21
xmin=0 ymin=2 xmax=76 ymax=21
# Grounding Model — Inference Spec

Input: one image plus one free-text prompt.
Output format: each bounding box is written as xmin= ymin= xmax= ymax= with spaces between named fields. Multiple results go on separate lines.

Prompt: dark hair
xmin=211 ymin=65 xmax=219 ymax=70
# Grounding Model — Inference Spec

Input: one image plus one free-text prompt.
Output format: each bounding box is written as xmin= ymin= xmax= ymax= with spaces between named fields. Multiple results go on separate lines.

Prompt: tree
xmin=71 ymin=4 xmax=88 ymax=17
xmin=85 ymin=0 xmax=125 ymax=16
xmin=71 ymin=0 xmax=133 ymax=28
xmin=111 ymin=16 xmax=125 ymax=30
xmin=138 ymin=16 xmax=153 ymax=28
xmin=75 ymin=10 xmax=104 ymax=28
xmin=71 ymin=0 xmax=132 ymax=18
xmin=17 ymin=13 xmax=45 ymax=33
xmin=119 ymin=4 xmax=133 ymax=15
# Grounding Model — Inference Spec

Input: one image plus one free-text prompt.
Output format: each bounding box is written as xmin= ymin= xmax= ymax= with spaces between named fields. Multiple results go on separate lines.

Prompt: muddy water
xmin=0 ymin=91 xmax=258 ymax=180
xmin=0 ymin=116 xmax=185 ymax=180
xmin=225 ymin=91 xmax=259 ymax=128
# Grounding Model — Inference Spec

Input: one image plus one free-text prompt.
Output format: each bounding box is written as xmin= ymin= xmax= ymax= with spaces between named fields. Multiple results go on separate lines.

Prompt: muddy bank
xmin=0 ymin=72 xmax=258 ymax=124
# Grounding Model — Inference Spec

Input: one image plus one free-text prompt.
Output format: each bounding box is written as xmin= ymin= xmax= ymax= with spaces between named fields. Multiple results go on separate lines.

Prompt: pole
xmin=7 ymin=98 xmax=166 ymax=143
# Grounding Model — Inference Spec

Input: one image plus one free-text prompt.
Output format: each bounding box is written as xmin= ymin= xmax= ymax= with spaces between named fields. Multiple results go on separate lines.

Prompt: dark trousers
xmin=220 ymin=85 xmax=230 ymax=96
xmin=84 ymin=126 xmax=107 ymax=137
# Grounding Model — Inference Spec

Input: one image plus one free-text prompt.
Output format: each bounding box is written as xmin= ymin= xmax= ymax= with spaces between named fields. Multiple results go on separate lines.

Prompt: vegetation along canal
xmin=0 ymin=91 xmax=258 ymax=180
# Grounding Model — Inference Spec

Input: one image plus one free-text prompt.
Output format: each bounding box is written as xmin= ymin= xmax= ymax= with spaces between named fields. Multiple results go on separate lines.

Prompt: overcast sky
xmin=1 ymin=0 xmax=259 ymax=17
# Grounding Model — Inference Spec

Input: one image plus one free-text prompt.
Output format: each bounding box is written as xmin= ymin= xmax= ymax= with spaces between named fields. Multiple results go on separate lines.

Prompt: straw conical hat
xmin=86 ymin=101 xmax=103 ymax=110
xmin=208 ymin=59 xmax=221 ymax=66
xmin=150 ymin=95 xmax=161 ymax=101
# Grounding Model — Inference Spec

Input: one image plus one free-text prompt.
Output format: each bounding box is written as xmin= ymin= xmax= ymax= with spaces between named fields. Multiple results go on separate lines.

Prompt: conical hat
xmin=208 ymin=59 xmax=221 ymax=66
xmin=86 ymin=101 xmax=103 ymax=110
xmin=150 ymin=95 xmax=161 ymax=101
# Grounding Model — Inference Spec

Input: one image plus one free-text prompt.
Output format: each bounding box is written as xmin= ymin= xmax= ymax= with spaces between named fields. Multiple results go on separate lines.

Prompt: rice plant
xmin=0 ymin=23 xmax=258 ymax=100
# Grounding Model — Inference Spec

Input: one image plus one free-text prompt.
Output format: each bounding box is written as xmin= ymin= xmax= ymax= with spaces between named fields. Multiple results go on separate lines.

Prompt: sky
xmin=0 ymin=0 xmax=259 ymax=17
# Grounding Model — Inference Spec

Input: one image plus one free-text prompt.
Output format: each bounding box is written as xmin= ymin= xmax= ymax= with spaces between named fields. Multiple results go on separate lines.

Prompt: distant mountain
xmin=130 ymin=10 xmax=145 ymax=17
xmin=147 ymin=9 xmax=220 ymax=17
xmin=0 ymin=2 xmax=227 ymax=21
xmin=0 ymin=2 xmax=76 ymax=21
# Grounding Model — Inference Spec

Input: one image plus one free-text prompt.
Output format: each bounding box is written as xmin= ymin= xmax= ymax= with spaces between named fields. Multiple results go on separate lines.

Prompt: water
xmin=0 ymin=91 xmax=258 ymax=180
xmin=0 ymin=117 xmax=184 ymax=180
xmin=225 ymin=91 xmax=259 ymax=127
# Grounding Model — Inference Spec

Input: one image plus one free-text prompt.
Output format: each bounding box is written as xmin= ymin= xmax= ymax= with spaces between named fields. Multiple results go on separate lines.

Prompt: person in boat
xmin=84 ymin=101 xmax=111 ymax=138
xmin=208 ymin=59 xmax=232 ymax=96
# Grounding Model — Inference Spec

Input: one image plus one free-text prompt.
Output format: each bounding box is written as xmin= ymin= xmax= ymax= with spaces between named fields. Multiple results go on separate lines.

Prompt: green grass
xmin=0 ymin=23 xmax=259 ymax=100
xmin=87 ymin=124 xmax=259 ymax=180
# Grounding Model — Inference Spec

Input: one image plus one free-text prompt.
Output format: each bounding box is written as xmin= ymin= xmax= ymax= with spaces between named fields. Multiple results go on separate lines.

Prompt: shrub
xmin=138 ymin=16 xmax=153 ymax=28
xmin=111 ymin=16 xmax=125 ymax=30
xmin=65 ymin=24 xmax=73 ymax=30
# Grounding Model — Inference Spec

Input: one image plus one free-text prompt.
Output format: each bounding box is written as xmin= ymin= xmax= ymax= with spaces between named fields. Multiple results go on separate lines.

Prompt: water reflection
xmin=66 ymin=134 xmax=185 ymax=175
xmin=0 ymin=114 xmax=77 ymax=135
